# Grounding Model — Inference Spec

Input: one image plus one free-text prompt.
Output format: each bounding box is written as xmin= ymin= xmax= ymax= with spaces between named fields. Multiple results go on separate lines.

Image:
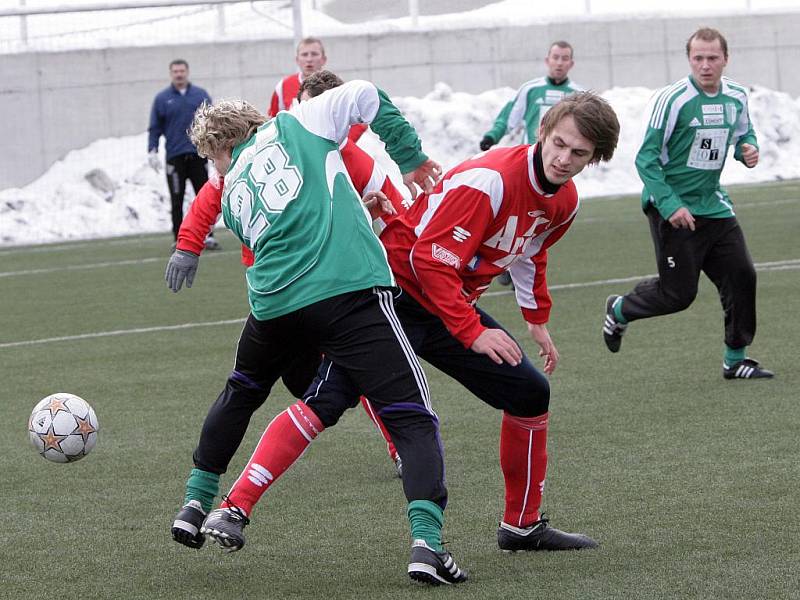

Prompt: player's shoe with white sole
xmin=498 ymin=517 xmax=598 ymax=552
xmin=723 ymin=358 xmax=774 ymax=380
xmin=171 ymin=500 xmax=207 ymax=549
xmin=201 ymin=501 xmax=250 ymax=552
xmin=407 ymin=539 xmax=467 ymax=585
xmin=602 ymin=294 xmax=628 ymax=353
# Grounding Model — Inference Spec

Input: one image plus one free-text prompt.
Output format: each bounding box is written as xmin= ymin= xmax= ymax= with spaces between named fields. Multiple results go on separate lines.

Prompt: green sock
xmin=407 ymin=500 xmax=444 ymax=552
xmin=183 ymin=468 xmax=220 ymax=513
xmin=724 ymin=345 xmax=746 ymax=366
xmin=613 ymin=297 xmax=628 ymax=324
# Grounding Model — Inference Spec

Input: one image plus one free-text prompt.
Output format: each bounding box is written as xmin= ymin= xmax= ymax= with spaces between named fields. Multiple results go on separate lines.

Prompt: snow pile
xmin=2 ymin=84 xmax=799 ymax=246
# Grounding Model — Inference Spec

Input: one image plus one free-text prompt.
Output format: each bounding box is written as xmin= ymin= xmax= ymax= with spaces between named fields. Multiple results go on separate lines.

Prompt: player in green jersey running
xmin=174 ymin=83 xmax=467 ymax=584
xmin=602 ymin=27 xmax=773 ymax=380
xmin=480 ymin=41 xmax=583 ymax=151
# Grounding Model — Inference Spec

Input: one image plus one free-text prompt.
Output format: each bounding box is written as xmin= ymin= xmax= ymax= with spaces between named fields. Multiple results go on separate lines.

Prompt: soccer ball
xmin=28 ymin=393 xmax=99 ymax=463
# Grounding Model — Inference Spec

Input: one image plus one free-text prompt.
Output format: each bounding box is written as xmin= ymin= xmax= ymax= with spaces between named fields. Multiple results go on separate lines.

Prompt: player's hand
xmin=403 ymin=159 xmax=441 ymax=200
xmin=165 ymin=249 xmax=199 ymax=293
xmin=527 ymin=323 xmax=559 ymax=375
xmin=148 ymin=151 xmax=161 ymax=173
xmin=668 ymin=207 xmax=695 ymax=231
xmin=470 ymin=328 xmax=522 ymax=366
xmin=362 ymin=191 xmax=396 ymax=220
xmin=740 ymin=143 xmax=759 ymax=168
xmin=479 ymin=136 xmax=495 ymax=151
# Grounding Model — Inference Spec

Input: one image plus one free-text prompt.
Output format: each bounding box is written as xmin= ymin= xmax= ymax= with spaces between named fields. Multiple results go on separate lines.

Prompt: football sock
xmin=500 ymin=411 xmax=549 ymax=528
xmin=184 ymin=468 xmax=220 ymax=513
xmin=613 ymin=296 xmax=628 ymax=324
xmin=221 ymin=401 xmax=324 ymax=516
xmin=360 ymin=396 xmax=399 ymax=461
xmin=724 ymin=345 xmax=746 ymax=365
xmin=407 ymin=499 xmax=444 ymax=552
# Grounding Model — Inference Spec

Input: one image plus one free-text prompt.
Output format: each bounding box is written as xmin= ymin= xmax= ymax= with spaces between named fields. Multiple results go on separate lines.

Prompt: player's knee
xmin=506 ymin=371 xmax=550 ymax=416
xmin=664 ymin=286 xmax=697 ymax=312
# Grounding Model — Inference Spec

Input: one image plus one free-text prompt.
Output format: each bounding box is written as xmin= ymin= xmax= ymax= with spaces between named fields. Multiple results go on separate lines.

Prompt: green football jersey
xmin=220 ymin=80 xmax=427 ymax=320
xmin=484 ymin=77 xmax=584 ymax=145
xmin=636 ymin=75 xmax=758 ymax=220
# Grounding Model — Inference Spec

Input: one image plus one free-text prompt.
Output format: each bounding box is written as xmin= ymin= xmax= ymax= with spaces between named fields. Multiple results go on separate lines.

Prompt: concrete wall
xmin=2 ymin=11 xmax=799 ymax=189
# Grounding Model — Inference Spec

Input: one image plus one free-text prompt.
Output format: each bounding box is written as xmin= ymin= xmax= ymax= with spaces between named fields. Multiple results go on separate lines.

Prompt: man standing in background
xmin=268 ymin=37 xmax=327 ymax=117
xmin=480 ymin=40 xmax=583 ymax=285
xmin=148 ymin=59 xmax=218 ymax=250
xmin=602 ymin=27 xmax=773 ymax=380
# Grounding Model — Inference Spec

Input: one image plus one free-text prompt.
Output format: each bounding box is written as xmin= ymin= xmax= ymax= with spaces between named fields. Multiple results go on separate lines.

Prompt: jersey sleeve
xmin=732 ymin=93 xmax=758 ymax=163
xmin=292 ymin=80 xmax=427 ymax=174
xmin=408 ymin=187 xmax=496 ymax=348
xmin=268 ymin=88 xmax=280 ymax=118
xmin=635 ymin=94 xmax=684 ymax=220
xmin=484 ymin=100 xmax=513 ymax=143
xmin=176 ymin=178 xmax=224 ymax=255
xmin=147 ymin=95 xmax=163 ymax=153
xmin=510 ymin=210 xmax=577 ymax=325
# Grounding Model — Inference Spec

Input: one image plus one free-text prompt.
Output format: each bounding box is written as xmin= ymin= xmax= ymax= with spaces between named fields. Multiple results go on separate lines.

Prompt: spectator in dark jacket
xmin=148 ymin=59 xmax=219 ymax=249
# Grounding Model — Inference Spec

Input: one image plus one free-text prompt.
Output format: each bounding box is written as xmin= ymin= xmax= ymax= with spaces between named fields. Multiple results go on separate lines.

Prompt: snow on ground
xmin=2 ymin=83 xmax=798 ymax=247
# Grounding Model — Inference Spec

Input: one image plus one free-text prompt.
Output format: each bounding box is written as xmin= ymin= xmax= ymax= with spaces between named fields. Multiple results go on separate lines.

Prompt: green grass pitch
xmin=1 ymin=181 xmax=798 ymax=599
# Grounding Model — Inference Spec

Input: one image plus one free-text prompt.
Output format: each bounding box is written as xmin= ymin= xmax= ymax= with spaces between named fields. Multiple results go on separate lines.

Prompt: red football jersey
xmin=380 ymin=145 xmax=580 ymax=348
xmin=268 ymin=73 xmax=302 ymax=117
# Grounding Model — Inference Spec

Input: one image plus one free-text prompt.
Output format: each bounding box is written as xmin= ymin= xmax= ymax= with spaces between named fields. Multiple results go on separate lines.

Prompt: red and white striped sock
xmin=360 ymin=396 xmax=399 ymax=461
xmin=221 ymin=401 xmax=324 ymax=515
xmin=500 ymin=411 xmax=549 ymax=528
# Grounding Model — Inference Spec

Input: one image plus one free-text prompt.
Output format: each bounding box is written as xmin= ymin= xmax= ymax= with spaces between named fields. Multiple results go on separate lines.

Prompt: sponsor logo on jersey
xmin=703 ymin=114 xmax=724 ymax=126
xmin=689 ymin=117 xmax=701 ymax=127
xmin=702 ymin=104 xmax=723 ymax=114
xmin=545 ymin=90 xmax=565 ymax=105
xmin=452 ymin=226 xmax=471 ymax=243
xmin=432 ymin=243 xmax=461 ymax=268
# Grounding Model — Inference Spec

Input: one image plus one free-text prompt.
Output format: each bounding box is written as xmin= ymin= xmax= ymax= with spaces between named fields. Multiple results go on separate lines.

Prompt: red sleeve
xmin=176 ymin=179 xmax=223 ymax=255
xmin=409 ymin=187 xmax=494 ymax=348
xmin=347 ymin=123 xmax=368 ymax=143
xmin=268 ymin=90 xmax=279 ymax=118
xmin=241 ymin=246 xmax=255 ymax=267
xmin=516 ymin=213 xmax=576 ymax=325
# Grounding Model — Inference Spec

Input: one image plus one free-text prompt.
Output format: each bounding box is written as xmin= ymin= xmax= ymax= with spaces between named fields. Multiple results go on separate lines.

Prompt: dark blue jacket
xmin=147 ymin=83 xmax=212 ymax=160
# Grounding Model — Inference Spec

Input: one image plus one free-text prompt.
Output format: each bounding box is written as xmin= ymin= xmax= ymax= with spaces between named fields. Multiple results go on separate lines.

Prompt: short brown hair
xmin=539 ymin=91 xmax=619 ymax=163
xmin=548 ymin=40 xmax=574 ymax=59
xmin=189 ymin=100 xmax=267 ymax=158
xmin=686 ymin=27 xmax=728 ymax=58
xmin=297 ymin=36 xmax=325 ymax=56
xmin=297 ymin=69 xmax=344 ymax=101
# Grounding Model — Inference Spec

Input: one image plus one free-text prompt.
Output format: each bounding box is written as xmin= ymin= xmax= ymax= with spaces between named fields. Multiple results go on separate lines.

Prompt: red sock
xmin=222 ymin=401 xmax=324 ymax=515
xmin=500 ymin=411 xmax=549 ymax=528
xmin=360 ymin=396 xmax=399 ymax=461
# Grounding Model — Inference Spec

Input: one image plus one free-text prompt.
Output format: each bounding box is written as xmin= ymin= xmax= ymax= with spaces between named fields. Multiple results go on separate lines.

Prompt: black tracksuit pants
xmin=621 ymin=205 xmax=757 ymax=349
xmin=166 ymin=153 xmax=209 ymax=239
xmin=193 ymin=287 xmax=447 ymax=508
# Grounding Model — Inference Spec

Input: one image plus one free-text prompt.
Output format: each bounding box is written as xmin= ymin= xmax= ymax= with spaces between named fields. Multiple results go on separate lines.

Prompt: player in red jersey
xmin=219 ymin=91 xmax=621 ymax=555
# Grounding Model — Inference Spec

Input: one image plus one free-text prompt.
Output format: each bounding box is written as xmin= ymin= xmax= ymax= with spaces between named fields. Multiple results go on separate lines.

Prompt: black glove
xmin=165 ymin=249 xmax=199 ymax=293
xmin=479 ymin=136 xmax=495 ymax=151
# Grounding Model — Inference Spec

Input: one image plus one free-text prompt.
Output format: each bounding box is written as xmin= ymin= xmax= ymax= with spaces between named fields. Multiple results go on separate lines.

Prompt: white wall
xmin=2 ymin=11 xmax=799 ymax=189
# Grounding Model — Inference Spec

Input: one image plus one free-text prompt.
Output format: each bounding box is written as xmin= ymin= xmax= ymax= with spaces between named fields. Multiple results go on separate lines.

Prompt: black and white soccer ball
xmin=28 ymin=393 xmax=99 ymax=463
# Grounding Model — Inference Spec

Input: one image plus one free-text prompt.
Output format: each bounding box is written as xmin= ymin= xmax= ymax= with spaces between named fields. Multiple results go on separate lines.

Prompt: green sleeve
xmin=483 ymin=100 xmax=513 ymax=143
xmin=370 ymin=88 xmax=428 ymax=174
xmin=635 ymin=124 xmax=684 ymax=220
